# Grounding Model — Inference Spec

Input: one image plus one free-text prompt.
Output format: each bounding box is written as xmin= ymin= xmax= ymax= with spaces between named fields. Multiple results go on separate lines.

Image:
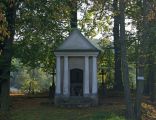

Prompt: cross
xmin=99 ymin=68 xmax=105 ymax=84
xmin=99 ymin=68 xmax=107 ymax=96
xmin=49 ymin=67 xmax=56 ymax=99
xmin=51 ymin=67 xmax=56 ymax=87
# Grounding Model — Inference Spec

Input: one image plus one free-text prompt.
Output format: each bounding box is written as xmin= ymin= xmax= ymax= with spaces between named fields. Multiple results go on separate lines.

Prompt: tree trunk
xmin=113 ymin=0 xmax=123 ymax=91
xmin=134 ymin=0 xmax=148 ymax=119
xmin=142 ymin=0 xmax=151 ymax=96
xmin=150 ymin=56 xmax=156 ymax=102
xmin=0 ymin=80 xmax=10 ymax=111
xmin=69 ymin=1 xmax=77 ymax=29
xmin=143 ymin=0 xmax=156 ymax=102
xmin=135 ymin=78 xmax=144 ymax=120
xmin=0 ymin=84 xmax=1 ymax=108
xmin=119 ymin=0 xmax=134 ymax=119
xmin=144 ymin=59 xmax=151 ymax=95
xmin=0 ymin=0 xmax=16 ymax=111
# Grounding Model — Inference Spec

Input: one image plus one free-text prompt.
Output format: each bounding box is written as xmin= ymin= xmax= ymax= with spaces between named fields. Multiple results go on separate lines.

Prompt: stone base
xmin=54 ymin=95 xmax=98 ymax=107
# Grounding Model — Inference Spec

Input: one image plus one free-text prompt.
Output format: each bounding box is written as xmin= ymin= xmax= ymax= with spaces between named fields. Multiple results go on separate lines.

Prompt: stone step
xmin=55 ymin=96 xmax=98 ymax=108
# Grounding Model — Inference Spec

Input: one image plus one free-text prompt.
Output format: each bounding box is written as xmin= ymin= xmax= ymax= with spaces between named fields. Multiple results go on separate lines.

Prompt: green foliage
xmin=97 ymin=38 xmax=114 ymax=88
xmin=21 ymin=79 xmax=40 ymax=93
xmin=13 ymin=0 xmax=115 ymax=78
xmin=128 ymin=64 xmax=136 ymax=89
xmin=0 ymin=1 xmax=10 ymax=39
xmin=11 ymin=59 xmax=52 ymax=93
xmin=14 ymin=0 xmax=70 ymax=72
xmin=78 ymin=0 xmax=112 ymax=39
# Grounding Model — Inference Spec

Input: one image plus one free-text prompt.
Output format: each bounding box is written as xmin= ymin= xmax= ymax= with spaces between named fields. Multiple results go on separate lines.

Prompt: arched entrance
xmin=70 ymin=69 xmax=83 ymax=96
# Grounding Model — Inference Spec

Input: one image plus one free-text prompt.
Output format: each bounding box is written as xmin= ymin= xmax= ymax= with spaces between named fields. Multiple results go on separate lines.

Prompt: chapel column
xmin=63 ymin=56 xmax=69 ymax=96
xmin=84 ymin=56 xmax=90 ymax=96
xmin=92 ymin=56 xmax=98 ymax=95
xmin=56 ymin=56 xmax=61 ymax=95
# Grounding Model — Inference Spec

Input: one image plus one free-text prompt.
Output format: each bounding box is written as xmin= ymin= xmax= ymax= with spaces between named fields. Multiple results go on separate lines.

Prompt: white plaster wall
xmin=68 ymin=57 xmax=84 ymax=70
xmin=60 ymin=56 xmax=95 ymax=96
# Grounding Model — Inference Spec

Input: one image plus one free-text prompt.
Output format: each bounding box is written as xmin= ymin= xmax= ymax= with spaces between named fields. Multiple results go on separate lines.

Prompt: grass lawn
xmin=9 ymin=96 xmax=125 ymax=120
xmin=1 ymin=95 xmax=155 ymax=120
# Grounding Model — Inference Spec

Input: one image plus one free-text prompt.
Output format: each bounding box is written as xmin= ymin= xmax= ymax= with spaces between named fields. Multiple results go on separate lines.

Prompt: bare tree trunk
xmin=69 ymin=1 xmax=77 ymax=29
xmin=134 ymin=0 xmax=149 ymax=119
xmin=143 ymin=0 xmax=156 ymax=102
xmin=119 ymin=0 xmax=134 ymax=119
xmin=0 ymin=80 xmax=10 ymax=111
xmin=113 ymin=0 xmax=123 ymax=91
xmin=0 ymin=0 xmax=16 ymax=111
xmin=135 ymin=78 xmax=144 ymax=120
xmin=150 ymin=56 xmax=156 ymax=102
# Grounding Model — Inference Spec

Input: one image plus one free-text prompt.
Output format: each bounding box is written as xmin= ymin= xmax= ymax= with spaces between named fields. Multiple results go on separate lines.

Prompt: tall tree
xmin=144 ymin=0 xmax=156 ymax=102
xmin=113 ymin=0 xmax=123 ymax=91
xmin=0 ymin=0 xmax=16 ymax=111
xmin=133 ymin=0 xmax=147 ymax=119
xmin=14 ymin=0 xmax=68 ymax=72
xmin=119 ymin=0 xmax=134 ymax=119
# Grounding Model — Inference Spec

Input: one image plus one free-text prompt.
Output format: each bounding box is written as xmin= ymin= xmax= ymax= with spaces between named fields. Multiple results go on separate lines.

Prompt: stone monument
xmin=54 ymin=29 xmax=99 ymax=106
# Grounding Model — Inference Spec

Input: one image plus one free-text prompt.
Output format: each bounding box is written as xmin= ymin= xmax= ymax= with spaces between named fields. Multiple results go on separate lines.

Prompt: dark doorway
xmin=70 ymin=69 xmax=83 ymax=96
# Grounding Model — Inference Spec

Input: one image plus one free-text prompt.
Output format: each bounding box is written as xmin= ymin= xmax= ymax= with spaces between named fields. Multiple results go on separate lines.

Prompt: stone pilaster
xmin=84 ymin=56 xmax=89 ymax=96
xmin=63 ymin=56 xmax=69 ymax=96
xmin=56 ymin=56 xmax=61 ymax=95
xmin=92 ymin=56 xmax=97 ymax=95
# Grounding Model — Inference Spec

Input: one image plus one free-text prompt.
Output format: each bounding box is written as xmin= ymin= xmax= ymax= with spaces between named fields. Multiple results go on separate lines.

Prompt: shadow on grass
xmin=0 ymin=111 xmax=11 ymax=120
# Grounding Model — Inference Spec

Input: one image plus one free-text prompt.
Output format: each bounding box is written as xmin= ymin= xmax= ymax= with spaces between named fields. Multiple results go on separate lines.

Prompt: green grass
xmin=6 ymin=97 xmax=126 ymax=120
xmin=10 ymin=105 xmax=125 ymax=120
xmin=6 ymin=94 xmax=156 ymax=120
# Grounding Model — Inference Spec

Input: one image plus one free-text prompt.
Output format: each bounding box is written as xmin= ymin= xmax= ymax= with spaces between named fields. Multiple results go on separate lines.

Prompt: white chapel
xmin=54 ymin=29 xmax=99 ymax=106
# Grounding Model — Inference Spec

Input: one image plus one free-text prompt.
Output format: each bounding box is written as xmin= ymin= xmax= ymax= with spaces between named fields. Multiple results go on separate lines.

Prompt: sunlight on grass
xmin=10 ymin=93 xmax=24 ymax=96
xmin=142 ymin=103 xmax=156 ymax=120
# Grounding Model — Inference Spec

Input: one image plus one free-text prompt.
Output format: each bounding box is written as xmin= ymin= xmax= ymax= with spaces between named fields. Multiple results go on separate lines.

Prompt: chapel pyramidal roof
xmin=56 ymin=29 xmax=99 ymax=52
